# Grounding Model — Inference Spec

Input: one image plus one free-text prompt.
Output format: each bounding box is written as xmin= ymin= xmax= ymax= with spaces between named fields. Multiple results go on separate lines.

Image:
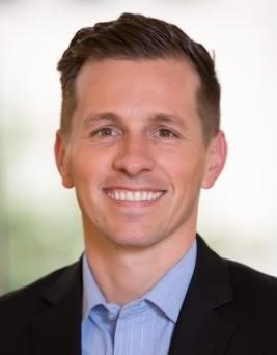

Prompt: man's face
xmin=55 ymin=58 xmax=226 ymax=249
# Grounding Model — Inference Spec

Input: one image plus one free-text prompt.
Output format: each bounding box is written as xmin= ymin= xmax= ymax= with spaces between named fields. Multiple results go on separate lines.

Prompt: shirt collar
xmin=82 ymin=253 xmax=107 ymax=321
xmin=143 ymin=239 xmax=196 ymax=322
xmin=82 ymin=239 xmax=197 ymax=323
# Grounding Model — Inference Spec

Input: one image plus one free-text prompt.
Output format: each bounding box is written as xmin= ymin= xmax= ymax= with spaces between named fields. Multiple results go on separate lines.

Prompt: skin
xmin=55 ymin=58 xmax=227 ymax=304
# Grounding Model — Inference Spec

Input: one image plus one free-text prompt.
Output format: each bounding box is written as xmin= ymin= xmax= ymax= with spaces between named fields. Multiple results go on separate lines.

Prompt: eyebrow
xmin=82 ymin=112 xmax=120 ymax=128
xmin=82 ymin=112 xmax=187 ymax=129
xmin=148 ymin=113 xmax=188 ymax=129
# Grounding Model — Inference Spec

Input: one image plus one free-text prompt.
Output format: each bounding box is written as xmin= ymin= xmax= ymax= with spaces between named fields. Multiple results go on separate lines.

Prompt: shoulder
xmin=196 ymin=236 xmax=277 ymax=329
xmin=226 ymin=258 xmax=277 ymax=307
xmin=197 ymin=236 xmax=277 ymax=302
xmin=0 ymin=263 xmax=77 ymax=321
xmin=0 ymin=261 xmax=82 ymax=353
xmin=227 ymin=258 xmax=277 ymax=297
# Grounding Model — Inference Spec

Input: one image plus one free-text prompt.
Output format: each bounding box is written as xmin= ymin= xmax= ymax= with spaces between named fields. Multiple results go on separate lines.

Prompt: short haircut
xmin=57 ymin=12 xmax=220 ymax=144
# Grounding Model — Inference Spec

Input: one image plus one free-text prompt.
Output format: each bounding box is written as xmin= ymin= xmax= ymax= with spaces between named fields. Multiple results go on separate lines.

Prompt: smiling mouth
xmin=105 ymin=189 xmax=165 ymax=202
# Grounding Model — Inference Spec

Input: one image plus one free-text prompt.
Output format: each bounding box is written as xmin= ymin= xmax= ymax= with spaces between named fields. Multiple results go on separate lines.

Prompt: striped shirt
xmin=82 ymin=240 xmax=196 ymax=355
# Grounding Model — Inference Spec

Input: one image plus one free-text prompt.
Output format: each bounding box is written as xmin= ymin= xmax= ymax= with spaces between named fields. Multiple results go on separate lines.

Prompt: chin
xmin=103 ymin=228 xmax=165 ymax=250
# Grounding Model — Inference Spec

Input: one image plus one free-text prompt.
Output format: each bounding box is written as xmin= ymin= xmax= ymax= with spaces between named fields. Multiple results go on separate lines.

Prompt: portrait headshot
xmin=0 ymin=1 xmax=277 ymax=354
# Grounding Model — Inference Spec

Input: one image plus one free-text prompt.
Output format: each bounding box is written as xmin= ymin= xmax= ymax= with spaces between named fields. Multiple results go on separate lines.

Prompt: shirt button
xmin=107 ymin=312 xmax=116 ymax=321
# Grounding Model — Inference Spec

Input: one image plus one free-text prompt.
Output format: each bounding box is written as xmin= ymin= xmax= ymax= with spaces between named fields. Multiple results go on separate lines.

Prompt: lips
xmin=105 ymin=189 xmax=165 ymax=202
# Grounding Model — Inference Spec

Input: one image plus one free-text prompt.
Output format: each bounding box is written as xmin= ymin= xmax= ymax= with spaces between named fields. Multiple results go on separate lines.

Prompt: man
xmin=1 ymin=12 xmax=277 ymax=355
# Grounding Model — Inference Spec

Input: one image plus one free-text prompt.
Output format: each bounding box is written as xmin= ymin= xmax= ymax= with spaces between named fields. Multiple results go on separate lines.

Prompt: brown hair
xmin=57 ymin=12 xmax=220 ymax=144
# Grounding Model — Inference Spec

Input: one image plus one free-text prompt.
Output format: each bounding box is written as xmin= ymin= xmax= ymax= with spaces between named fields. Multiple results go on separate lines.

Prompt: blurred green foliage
xmin=3 ymin=201 xmax=83 ymax=293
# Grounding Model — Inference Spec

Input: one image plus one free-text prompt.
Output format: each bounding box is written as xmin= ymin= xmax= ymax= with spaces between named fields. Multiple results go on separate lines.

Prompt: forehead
xmin=73 ymin=58 xmax=201 ymax=126
xmin=76 ymin=57 xmax=199 ymax=94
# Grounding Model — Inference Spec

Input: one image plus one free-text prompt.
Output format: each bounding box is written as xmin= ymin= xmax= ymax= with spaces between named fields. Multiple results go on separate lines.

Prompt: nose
xmin=112 ymin=135 xmax=155 ymax=176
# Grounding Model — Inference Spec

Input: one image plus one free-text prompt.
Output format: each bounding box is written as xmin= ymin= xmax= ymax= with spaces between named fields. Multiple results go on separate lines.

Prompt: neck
xmin=84 ymin=228 xmax=195 ymax=305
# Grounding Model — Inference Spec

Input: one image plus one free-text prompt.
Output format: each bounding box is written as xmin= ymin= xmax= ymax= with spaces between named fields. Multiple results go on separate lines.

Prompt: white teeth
xmin=127 ymin=191 xmax=133 ymax=201
xmin=120 ymin=191 xmax=125 ymax=200
xmin=107 ymin=190 xmax=164 ymax=201
xmin=134 ymin=191 xmax=141 ymax=201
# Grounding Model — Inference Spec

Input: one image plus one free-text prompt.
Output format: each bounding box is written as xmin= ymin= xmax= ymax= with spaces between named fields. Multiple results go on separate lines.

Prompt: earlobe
xmin=202 ymin=131 xmax=227 ymax=189
xmin=54 ymin=130 xmax=74 ymax=188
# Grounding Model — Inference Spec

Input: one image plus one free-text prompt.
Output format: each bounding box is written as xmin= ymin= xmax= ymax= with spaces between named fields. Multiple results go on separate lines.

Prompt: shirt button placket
xmin=107 ymin=312 xmax=116 ymax=322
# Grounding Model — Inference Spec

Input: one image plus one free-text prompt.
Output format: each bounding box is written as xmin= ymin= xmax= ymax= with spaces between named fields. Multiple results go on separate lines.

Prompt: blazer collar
xmin=30 ymin=260 xmax=83 ymax=355
xmin=168 ymin=235 xmax=234 ymax=355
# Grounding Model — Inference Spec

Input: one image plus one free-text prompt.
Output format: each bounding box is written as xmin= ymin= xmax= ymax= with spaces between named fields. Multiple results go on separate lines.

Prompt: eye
xmin=90 ymin=127 xmax=119 ymax=138
xmin=98 ymin=128 xmax=114 ymax=136
xmin=157 ymin=128 xmax=178 ymax=139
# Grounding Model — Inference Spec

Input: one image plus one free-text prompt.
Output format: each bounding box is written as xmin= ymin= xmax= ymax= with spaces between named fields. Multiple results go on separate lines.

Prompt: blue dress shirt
xmin=82 ymin=240 xmax=196 ymax=355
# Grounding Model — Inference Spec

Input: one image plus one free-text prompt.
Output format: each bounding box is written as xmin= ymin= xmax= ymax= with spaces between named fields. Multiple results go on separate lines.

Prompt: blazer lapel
xmin=168 ymin=236 xmax=234 ymax=355
xmin=31 ymin=261 xmax=83 ymax=355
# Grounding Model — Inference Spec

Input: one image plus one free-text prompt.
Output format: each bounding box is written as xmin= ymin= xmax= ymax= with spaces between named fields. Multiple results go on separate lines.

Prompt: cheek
xmin=71 ymin=156 xmax=91 ymax=184
xmin=71 ymin=155 xmax=105 ymax=211
xmin=70 ymin=148 xmax=108 ymax=184
xmin=159 ymin=150 xmax=206 ymax=189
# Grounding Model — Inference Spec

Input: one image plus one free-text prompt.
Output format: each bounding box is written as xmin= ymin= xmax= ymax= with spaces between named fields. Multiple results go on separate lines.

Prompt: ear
xmin=201 ymin=130 xmax=227 ymax=189
xmin=54 ymin=130 xmax=74 ymax=188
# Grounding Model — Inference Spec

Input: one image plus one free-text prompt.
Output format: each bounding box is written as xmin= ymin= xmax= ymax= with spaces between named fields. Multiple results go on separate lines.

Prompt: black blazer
xmin=1 ymin=236 xmax=277 ymax=354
